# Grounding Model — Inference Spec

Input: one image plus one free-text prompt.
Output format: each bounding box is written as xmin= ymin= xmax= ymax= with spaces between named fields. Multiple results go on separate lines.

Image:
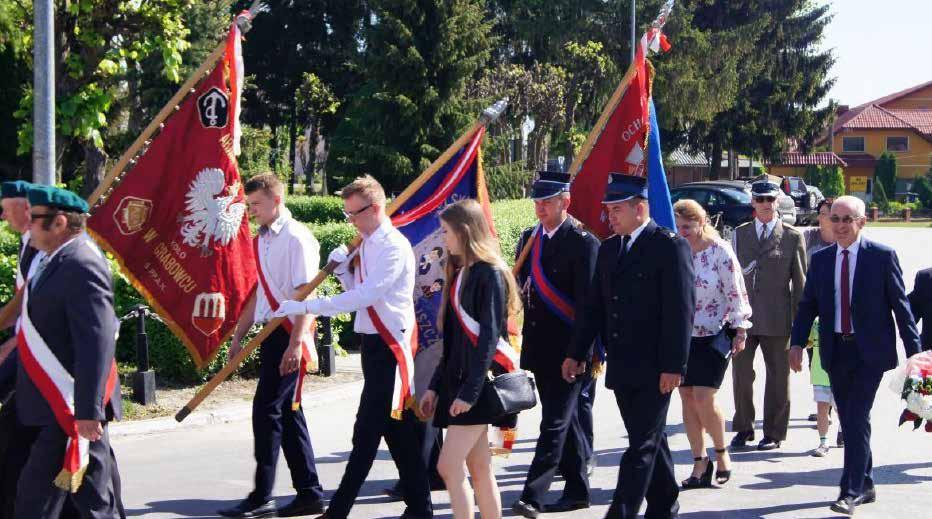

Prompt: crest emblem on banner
xmin=113 ymin=197 xmax=153 ymax=235
xmin=198 ymin=87 xmax=229 ymax=129
xmin=180 ymin=168 xmax=247 ymax=256
xmin=192 ymin=292 xmax=226 ymax=336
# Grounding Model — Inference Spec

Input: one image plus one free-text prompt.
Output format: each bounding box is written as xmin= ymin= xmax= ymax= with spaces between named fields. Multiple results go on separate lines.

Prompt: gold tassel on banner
xmin=54 ymin=466 xmax=87 ymax=493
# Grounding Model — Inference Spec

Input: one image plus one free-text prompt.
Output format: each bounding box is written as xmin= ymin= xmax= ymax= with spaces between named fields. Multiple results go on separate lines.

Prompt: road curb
xmin=111 ymin=378 xmax=364 ymax=438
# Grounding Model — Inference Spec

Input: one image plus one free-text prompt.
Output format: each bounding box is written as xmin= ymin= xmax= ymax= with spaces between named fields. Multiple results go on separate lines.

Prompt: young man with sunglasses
xmin=729 ymin=181 xmax=807 ymax=451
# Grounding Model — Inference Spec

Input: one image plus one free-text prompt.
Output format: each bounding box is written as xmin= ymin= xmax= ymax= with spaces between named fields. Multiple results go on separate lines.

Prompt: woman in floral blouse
xmin=673 ymin=199 xmax=753 ymax=489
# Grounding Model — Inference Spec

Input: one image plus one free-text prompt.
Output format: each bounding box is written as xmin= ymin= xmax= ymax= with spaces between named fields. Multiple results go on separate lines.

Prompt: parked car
xmin=670 ymin=180 xmax=796 ymax=240
xmin=742 ymin=174 xmax=815 ymax=225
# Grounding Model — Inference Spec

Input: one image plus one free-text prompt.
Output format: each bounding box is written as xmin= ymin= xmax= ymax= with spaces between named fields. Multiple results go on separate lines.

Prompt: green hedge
xmin=0 ymin=197 xmax=537 ymax=384
xmin=286 ymin=196 xmax=345 ymax=224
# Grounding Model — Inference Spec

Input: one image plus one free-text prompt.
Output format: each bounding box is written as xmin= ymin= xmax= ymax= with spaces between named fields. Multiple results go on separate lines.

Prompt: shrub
xmin=485 ymin=162 xmax=532 ymax=201
xmin=490 ymin=199 xmax=536 ymax=265
xmin=914 ymin=175 xmax=932 ymax=210
xmin=286 ymin=195 xmax=345 ymax=224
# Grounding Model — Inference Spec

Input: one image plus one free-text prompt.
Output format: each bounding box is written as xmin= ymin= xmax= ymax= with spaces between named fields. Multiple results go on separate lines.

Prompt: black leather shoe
xmin=757 ymin=436 xmax=782 ymax=450
xmin=512 ymin=500 xmax=541 ymax=518
xmin=544 ymin=498 xmax=589 ymax=513
xmin=217 ymin=499 xmax=276 ymax=518
xmin=730 ymin=430 xmax=755 ymax=450
xmin=854 ymin=487 xmax=876 ymax=505
xmin=277 ymin=495 xmax=325 ymax=517
xmin=808 ymin=413 xmax=818 ymax=421
xmin=830 ymin=496 xmax=856 ymax=516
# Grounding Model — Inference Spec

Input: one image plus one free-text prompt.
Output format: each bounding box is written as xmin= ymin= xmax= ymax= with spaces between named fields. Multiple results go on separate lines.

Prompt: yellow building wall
xmin=769 ymin=166 xmax=808 ymax=178
xmin=832 ymin=129 xmax=932 ymax=179
xmin=883 ymin=85 xmax=932 ymax=110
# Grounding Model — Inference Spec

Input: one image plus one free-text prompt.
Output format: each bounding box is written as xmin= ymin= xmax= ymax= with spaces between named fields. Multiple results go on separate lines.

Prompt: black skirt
xmin=432 ymin=385 xmax=518 ymax=429
xmin=682 ymin=335 xmax=729 ymax=389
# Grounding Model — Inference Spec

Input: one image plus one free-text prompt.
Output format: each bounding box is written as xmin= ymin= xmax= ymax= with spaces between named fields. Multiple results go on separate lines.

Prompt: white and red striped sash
xmin=253 ymin=237 xmax=317 ymax=411
xmin=16 ymin=284 xmax=118 ymax=492
xmin=356 ymin=241 xmax=417 ymax=420
xmin=451 ymin=268 xmax=521 ymax=455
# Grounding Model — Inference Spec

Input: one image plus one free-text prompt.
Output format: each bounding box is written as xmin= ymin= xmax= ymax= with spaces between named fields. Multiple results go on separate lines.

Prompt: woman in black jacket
xmin=420 ymin=199 xmax=521 ymax=519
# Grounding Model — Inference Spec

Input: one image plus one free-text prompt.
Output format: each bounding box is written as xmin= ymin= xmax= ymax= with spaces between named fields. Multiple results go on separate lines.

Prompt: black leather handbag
xmin=474 ymin=370 xmax=538 ymax=421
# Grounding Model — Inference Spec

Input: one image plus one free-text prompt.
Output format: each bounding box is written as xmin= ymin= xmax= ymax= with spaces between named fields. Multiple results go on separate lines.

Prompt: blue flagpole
xmin=647 ymin=98 xmax=675 ymax=230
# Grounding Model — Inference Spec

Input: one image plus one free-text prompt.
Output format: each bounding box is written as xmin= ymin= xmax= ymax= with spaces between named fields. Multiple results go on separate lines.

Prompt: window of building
xmin=842 ymin=136 xmax=865 ymax=152
xmin=886 ymin=136 xmax=908 ymax=152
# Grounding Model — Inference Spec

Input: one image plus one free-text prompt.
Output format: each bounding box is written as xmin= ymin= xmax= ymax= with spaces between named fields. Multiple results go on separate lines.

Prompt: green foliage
xmin=875 ymin=152 xmax=898 ymax=201
xmin=307 ymin=221 xmax=356 ymax=264
xmin=914 ymin=175 xmax=932 ymax=210
xmin=872 ymin=180 xmax=889 ymax=212
xmin=886 ymin=201 xmax=922 ymax=215
xmin=328 ymin=0 xmax=495 ymax=191
xmin=485 ymin=161 xmax=532 ymax=200
xmin=285 ymin=196 xmax=345 ymax=225
xmin=489 ymin=199 xmax=536 ymax=265
xmin=822 ymin=166 xmax=845 ymax=198
xmin=238 ymin=125 xmax=285 ymax=181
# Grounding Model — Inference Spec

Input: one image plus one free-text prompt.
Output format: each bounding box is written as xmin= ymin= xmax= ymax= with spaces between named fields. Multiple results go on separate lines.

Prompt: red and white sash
xmin=451 ymin=268 xmax=521 ymax=455
xmin=253 ymin=237 xmax=317 ymax=411
xmin=356 ymin=241 xmax=417 ymax=420
xmin=16 ymin=284 xmax=118 ymax=492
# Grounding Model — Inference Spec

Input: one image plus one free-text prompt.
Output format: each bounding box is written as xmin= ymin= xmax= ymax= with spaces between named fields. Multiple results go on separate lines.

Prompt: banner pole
xmin=175 ymin=98 xmax=509 ymax=422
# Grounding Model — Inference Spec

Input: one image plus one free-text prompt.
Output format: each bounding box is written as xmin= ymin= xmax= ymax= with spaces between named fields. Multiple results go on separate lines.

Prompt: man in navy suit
xmin=565 ymin=174 xmax=694 ymax=519
xmin=15 ymin=186 xmax=123 ymax=519
xmin=908 ymin=267 xmax=932 ymax=351
xmin=790 ymin=195 xmax=920 ymax=516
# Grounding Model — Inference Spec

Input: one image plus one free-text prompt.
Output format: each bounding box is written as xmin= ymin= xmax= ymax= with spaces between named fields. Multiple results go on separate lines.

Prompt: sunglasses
xmin=342 ymin=204 xmax=372 ymax=220
xmin=829 ymin=215 xmax=860 ymax=224
xmin=753 ymin=196 xmax=776 ymax=203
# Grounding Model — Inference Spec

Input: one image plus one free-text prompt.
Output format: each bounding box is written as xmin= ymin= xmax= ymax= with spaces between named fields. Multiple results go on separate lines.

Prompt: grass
xmin=867 ymin=219 xmax=932 ymax=228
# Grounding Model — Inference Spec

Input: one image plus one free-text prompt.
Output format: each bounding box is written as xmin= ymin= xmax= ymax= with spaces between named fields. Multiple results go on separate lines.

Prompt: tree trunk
xmin=82 ymin=143 xmax=108 ymax=198
xmin=270 ymin=124 xmax=279 ymax=173
xmin=709 ymin=140 xmax=723 ymax=181
xmin=288 ymin=99 xmax=298 ymax=195
xmin=305 ymin=121 xmax=317 ymax=193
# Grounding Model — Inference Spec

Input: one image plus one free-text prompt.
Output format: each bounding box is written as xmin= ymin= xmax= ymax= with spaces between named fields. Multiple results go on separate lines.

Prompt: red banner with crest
xmin=87 ymin=22 xmax=256 ymax=368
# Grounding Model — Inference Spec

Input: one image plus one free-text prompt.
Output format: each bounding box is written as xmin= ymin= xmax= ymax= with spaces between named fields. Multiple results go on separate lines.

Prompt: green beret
xmin=27 ymin=185 xmax=89 ymax=214
xmin=1 ymin=180 xmax=34 ymax=199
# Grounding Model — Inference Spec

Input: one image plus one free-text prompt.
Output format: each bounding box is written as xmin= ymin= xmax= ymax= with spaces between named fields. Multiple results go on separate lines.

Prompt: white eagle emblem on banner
xmin=180 ymin=167 xmax=246 ymax=256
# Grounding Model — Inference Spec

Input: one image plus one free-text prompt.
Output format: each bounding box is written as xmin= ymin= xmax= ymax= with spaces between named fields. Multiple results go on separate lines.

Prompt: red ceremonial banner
xmin=88 ymin=25 xmax=256 ymax=368
xmin=567 ymin=54 xmax=651 ymax=239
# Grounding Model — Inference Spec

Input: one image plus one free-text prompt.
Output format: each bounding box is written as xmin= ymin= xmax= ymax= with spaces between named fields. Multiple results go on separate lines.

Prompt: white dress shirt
xmin=253 ymin=208 xmax=320 ymax=323
xmin=306 ymin=218 xmax=416 ymax=335
xmin=542 ymin=216 xmax=567 ymax=239
xmin=754 ymin=218 xmax=777 ymax=240
xmin=834 ymin=236 xmax=861 ymax=333
xmin=621 ymin=218 xmax=651 ymax=253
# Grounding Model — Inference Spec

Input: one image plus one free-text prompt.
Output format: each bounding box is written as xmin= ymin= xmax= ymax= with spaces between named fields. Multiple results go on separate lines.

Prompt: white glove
xmin=328 ymin=245 xmax=349 ymax=265
xmin=271 ymin=300 xmax=310 ymax=318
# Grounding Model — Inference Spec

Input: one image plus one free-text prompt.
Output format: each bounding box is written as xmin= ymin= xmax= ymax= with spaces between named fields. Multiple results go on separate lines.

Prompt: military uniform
xmin=512 ymin=171 xmax=600 ymax=515
xmin=571 ymin=174 xmax=695 ymax=519
xmin=15 ymin=187 xmax=123 ymax=519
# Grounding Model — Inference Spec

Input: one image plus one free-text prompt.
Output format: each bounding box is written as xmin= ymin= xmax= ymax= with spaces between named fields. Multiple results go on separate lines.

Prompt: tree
xmin=328 ymin=0 xmax=494 ymax=191
xmin=820 ymin=166 xmax=845 ymax=198
xmin=914 ymin=174 xmax=932 ymax=210
xmin=872 ymin=178 xmax=889 ymax=212
xmin=875 ymin=151 xmax=897 ymax=202
xmin=295 ymin=72 xmax=340 ymax=193
xmin=9 ymin=1 xmax=195 ymax=195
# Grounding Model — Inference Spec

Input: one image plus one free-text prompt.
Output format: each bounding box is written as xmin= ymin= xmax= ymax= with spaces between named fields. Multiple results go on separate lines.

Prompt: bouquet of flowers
xmin=890 ymin=351 xmax=932 ymax=431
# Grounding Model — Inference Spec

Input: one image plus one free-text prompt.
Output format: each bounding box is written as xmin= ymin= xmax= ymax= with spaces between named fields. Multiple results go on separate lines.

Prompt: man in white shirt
xmin=275 ymin=175 xmax=432 ymax=519
xmin=790 ymin=196 xmax=920 ymax=515
xmin=219 ymin=174 xmax=325 ymax=518
xmin=730 ymin=181 xmax=807 ymax=451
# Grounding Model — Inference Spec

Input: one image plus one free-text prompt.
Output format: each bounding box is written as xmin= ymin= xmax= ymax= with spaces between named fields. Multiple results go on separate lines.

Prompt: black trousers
xmin=579 ymin=374 xmax=596 ymax=461
xmin=607 ymin=385 xmax=678 ymax=519
xmin=828 ymin=340 xmax=882 ymax=499
xmin=250 ymin=327 xmax=324 ymax=503
xmin=414 ymin=419 xmax=443 ymax=488
xmin=327 ymin=334 xmax=432 ymax=519
xmin=15 ymin=425 xmax=119 ymax=519
xmin=520 ymin=372 xmax=590 ymax=508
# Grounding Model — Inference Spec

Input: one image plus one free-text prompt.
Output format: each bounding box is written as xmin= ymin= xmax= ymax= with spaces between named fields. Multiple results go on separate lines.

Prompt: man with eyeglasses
xmin=273 ymin=174 xmax=432 ymax=519
xmin=730 ymin=180 xmax=807 ymax=451
xmin=790 ymin=195 xmax=920 ymax=516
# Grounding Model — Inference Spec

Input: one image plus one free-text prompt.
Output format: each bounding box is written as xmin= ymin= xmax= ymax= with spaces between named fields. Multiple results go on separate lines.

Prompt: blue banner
xmin=647 ymin=99 xmax=675 ymax=230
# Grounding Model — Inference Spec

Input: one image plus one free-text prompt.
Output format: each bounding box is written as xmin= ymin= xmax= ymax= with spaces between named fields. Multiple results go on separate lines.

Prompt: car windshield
xmin=722 ymin=188 xmax=751 ymax=204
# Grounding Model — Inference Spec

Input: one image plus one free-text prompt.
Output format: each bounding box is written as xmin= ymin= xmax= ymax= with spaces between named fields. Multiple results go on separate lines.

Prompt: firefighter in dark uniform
xmin=564 ymin=174 xmax=695 ymax=519
xmin=511 ymin=171 xmax=600 ymax=517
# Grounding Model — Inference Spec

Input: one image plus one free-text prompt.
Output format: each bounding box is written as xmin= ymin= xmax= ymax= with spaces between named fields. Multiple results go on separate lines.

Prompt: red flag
xmin=567 ymin=2 xmax=674 ymax=239
xmin=88 ymin=21 xmax=256 ymax=368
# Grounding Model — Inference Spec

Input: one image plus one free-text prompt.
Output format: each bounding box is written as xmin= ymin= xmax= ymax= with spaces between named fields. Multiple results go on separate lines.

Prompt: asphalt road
xmin=114 ymin=226 xmax=932 ymax=518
